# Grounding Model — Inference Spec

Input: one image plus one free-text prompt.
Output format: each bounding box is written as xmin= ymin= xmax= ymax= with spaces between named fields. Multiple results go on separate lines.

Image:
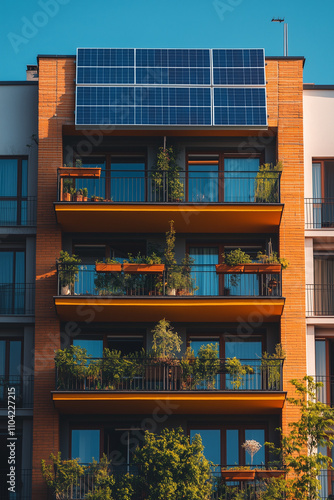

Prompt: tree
xmin=263 ymin=377 xmax=334 ymax=500
xmin=41 ymin=452 xmax=85 ymax=500
xmin=151 ymin=318 xmax=182 ymax=359
xmin=133 ymin=427 xmax=212 ymax=500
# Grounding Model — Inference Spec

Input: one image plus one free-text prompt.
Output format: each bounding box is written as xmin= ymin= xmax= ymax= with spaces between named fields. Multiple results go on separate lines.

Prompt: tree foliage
xmin=41 ymin=452 xmax=85 ymax=500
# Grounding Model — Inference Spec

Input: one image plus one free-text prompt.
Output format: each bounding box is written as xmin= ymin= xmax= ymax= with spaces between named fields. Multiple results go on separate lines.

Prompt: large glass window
xmin=0 ymin=250 xmax=25 ymax=314
xmin=189 ymin=246 xmax=219 ymax=296
xmin=75 ymin=158 xmax=106 ymax=200
xmin=190 ymin=429 xmax=221 ymax=467
xmin=71 ymin=429 xmax=100 ymax=463
xmin=225 ymin=337 xmax=262 ymax=390
xmin=311 ymin=160 xmax=334 ymax=228
xmin=188 ymin=155 xmax=219 ymax=202
xmin=0 ymin=339 xmax=22 ymax=406
xmin=110 ymin=156 xmax=145 ymax=202
xmin=0 ymin=157 xmax=28 ymax=225
xmin=224 ymin=157 xmax=260 ymax=202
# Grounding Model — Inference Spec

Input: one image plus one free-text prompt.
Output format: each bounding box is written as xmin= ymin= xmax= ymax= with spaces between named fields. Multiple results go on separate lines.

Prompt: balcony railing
xmin=58 ymin=170 xmax=281 ymax=204
xmin=0 ymin=376 xmax=34 ymax=408
xmin=0 ymin=283 xmax=35 ymax=315
xmin=306 ymin=284 xmax=334 ymax=316
xmin=0 ymin=197 xmax=37 ymax=226
xmin=0 ymin=468 xmax=31 ymax=500
xmin=58 ymin=264 xmax=282 ymax=298
xmin=305 ymin=198 xmax=334 ymax=229
xmin=55 ymin=357 xmax=284 ymax=392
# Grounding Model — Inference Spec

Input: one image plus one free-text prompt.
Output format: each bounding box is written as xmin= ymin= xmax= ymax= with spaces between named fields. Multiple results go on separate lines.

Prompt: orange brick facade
xmin=32 ymin=56 xmax=306 ymax=498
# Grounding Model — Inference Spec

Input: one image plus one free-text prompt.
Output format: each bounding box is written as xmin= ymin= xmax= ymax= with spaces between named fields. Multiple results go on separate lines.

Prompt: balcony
xmin=305 ymin=198 xmax=334 ymax=230
xmin=54 ymin=170 xmax=283 ymax=233
xmin=54 ymin=265 xmax=285 ymax=322
xmin=306 ymin=285 xmax=334 ymax=316
xmin=0 ymin=375 xmax=34 ymax=409
xmin=52 ymin=357 xmax=285 ymax=415
xmin=0 ymin=197 xmax=36 ymax=227
xmin=0 ymin=283 xmax=35 ymax=316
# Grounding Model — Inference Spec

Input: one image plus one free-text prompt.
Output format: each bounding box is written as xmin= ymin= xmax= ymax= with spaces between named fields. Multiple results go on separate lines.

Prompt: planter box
xmin=221 ymin=470 xmax=255 ymax=481
xmin=255 ymin=470 xmax=286 ymax=479
xmin=244 ymin=263 xmax=281 ymax=274
xmin=215 ymin=264 xmax=245 ymax=274
xmin=122 ymin=264 xmax=165 ymax=274
xmin=62 ymin=192 xmax=72 ymax=202
xmin=59 ymin=167 xmax=101 ymax=178
xmin=216 ymin=264 xmax=281 ymax=274
xmin=95 ymin=263 xmax=122 ymax=273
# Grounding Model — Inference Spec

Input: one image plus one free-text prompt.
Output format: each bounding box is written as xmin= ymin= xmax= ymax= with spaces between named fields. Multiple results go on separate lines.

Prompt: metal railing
xmin=0 ymin=197 xmax=36 ymax=226
xmin=0 ymin=283 xmax=35 ymax=315
xmin=0 ymin=468 xmax=31 ymax=500
xmin=306 ymin=284 xmax=334 ymax=315
xmin=58 ymin=170 xmax=281 ymax=204
xmin=0 ymin=375 xmax=34 ymax=408
xmin=58 ymin=264 xmax=282 ymax=298
xmin=314 ymin=375 xmax=334 ymax=406
xmin=55 ymin=357 xmax=284 ymax=392
xmin=305 ymin=198 xmax=334 ymax=229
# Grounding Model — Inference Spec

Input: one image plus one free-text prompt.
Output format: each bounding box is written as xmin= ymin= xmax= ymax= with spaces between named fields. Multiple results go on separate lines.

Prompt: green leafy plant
xmin=55 ymin=345 xmax=90 ymax=388
xmin=58 ymin=251 xmax=81 ymax=292
xmin=255 ymin=162 xmax=283 ymax=203
xmin=94 ymin=270 xmax=124 ymax=295
xmin=151 ymin=319 xmax=182 ymax=359
xmin=261 ymin=344 xmax=286 ymax=390
xmin=41 ymin=452 xmax=85 ymax=499
xmin=133 ymin=427 xmax=212 ymax=500
xmin=222 ymin=248 xmax=252 ymax=287
xmin=257 ymin=250 xmax=289 ymax=269
xmin=82 ymin=187 xmax=88 ymax=198
xmin=101 ymin=349 xmax=139 ymax=389
xmin=151 ymin=147 xmax=184 ymax=202
xmin=180 ymin=347 xmax=195 ymax=389
xmin=85 ymin=455 xmax=134 ymax=500
xmin=262 ymin=377 xmax=334 ymax=500
xmin=225 ymin=357 xmax=254 ymax=389
xmin=192 ymin=343 xmax=220 ymax=389
xmin=91 ymin=195 xmax=104 ymax=201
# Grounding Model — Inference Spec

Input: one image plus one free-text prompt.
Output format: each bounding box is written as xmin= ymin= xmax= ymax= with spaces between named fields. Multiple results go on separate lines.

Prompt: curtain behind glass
xmin=71 ymin=429 xmax=100 ymax=463
xmin=314 ymin=257 xmax=334 ymax=315
xmin=315 ymin=341 xmax=327 ymax=403
xmin=312 ymin=163 xmax=322 ymax=229
xmin=225 ymin=340 xmax=262 ymax=389
xmin=323 ymin=161 xmax=334 ymax=227
xmin=0 ymin=159 xmax=18 ymax=225
xmin=189 ymin=247 xmax=219 ymax=295
xmin=188 ymin=163 xmax=218 ymax=202
xmin=224 ymin=158 xmax=260 ymax=202
xmin=0 ymin=252 xmax=14 ymax=314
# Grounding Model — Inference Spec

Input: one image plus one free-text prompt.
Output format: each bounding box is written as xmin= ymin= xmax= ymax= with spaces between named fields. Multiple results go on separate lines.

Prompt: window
xmin=0 ymin=250 xmax=25 ymax=314
xmin=314 ymin=255 xmax=334 ymax=315
xmin=315 ymin=338 xmax=334 ymax=405
xmin=186 ymin=153 xmax=261 ymax=203
xmin=0 ymin=338 xmax=22 ymax=406
xmin=71 ymin=429 xmax=100 ymax=463
xmin=312 ymin=160 xmax=334 ymax=228
xmin=190 ymin=425 xmax=266 ymax=467
xmin=0 ymin=157 xmax=28 ymax=225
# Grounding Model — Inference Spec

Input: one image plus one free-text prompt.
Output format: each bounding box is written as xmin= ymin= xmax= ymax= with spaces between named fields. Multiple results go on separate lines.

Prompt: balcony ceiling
xmin=54 ymin=203 xmax=283 ymax=234
xmin=52 ymin=391 xmax=286 ymax=415
xmin=54 ymin=296 xmax=285 ymax=322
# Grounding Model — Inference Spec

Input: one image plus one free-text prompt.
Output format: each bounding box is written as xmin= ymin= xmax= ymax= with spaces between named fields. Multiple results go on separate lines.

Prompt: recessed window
xmin=0 ymin=157 xmax=28 ymax=225
xmin=71 ymin=429 xmax=100 ymax=463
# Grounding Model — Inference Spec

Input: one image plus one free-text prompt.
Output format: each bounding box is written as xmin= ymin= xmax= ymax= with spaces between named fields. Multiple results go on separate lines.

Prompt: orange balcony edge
xmin=54 ymin=203 xmax=283 ymax=233
xmin=54 ymin=296 xmax=285 ymax=322
xmin=52 ymin=391 xmax=286 ymax=415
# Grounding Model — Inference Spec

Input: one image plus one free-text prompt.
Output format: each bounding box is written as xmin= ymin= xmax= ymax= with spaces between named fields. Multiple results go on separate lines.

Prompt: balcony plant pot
xmin=61 ymin=285 xmax=70 ymax=295
xmin=255 ymin=470 xmax=286 ymax=479
xmin=58 ymin=167 xmax=101 ymax=178
xmin=73 ymin=193 xmax=83 ymax=202
xmin=95 ymin=263 xmax=122 ymax=273
xmin=221 ymin=470 xmax=255 ymax=481
xmin=167 ymin=288 xmax=176 ymax=295
xmin=215 ymin=264 xmax=245 ymax=274
xmin=122 ymin=264 xmax=165 ymax=274
xmin=243 ymin=263 xmax=281 ymax=274
xmin=83 ymin=196 xmax=88 ymax=202
xmin=63 ymin=192 xmax=72 ymax=202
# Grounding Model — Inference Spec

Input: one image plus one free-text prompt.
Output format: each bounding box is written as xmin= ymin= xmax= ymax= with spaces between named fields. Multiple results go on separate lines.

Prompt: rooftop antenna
xmin=271 ymin=18 xmax=288 ymax=56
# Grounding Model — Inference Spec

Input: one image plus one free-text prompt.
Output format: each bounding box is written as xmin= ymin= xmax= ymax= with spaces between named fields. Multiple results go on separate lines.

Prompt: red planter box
xmin=122 ymin=264 xmax=165 ymax=274
xmin=95 ymin=263 xmax=122 ymax=272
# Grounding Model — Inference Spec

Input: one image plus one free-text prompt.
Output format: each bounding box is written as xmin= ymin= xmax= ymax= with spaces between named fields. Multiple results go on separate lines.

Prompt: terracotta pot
xmin=59 ymin=167 xmax=101 ymax=178
xmin=244 ymin=263 xmax=281 ymax=274
xmin=73 ymin=194 xmax=83 ymax=202
xmin=95 ymin=263 xmax=122 ymax=273
xmin=63 ymin=192 xmax=72 ymax=202
xmin=61 ymin=285 xmax=70 ymax=295
xmin=83 ymin=196 xmax=88 ymax=202
xmin=122 ymin=264 xmax=165 ymax=274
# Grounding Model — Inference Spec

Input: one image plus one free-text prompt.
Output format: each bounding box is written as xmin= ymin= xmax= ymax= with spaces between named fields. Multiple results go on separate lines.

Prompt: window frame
xmin=0 ymin=155 xmax=28 ymax=225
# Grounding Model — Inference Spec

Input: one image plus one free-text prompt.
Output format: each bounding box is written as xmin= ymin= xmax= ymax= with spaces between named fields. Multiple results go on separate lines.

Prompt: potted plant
xmin=58 ymin=159 xmax=102 ymax=178
xmin=150 ymin=146 xmax=184 ymax=202
xmin=192 ymin=343 xmax=220 ymax=389
xmin=256 ymin=250 xmax=289 ymax=270
xmin=225 ymin=357 xmax=254 ymax=389
xmin=54 ymin=345 xmax=90 ymax=389
xmin=58 ymin=250 xmax=81 ymax=295
xmin=72 ymin=189 xmax=83 ymax=202
xmin=95 ymin=258 xmax=122 ymax=273
xmin=94 ymin=268 xmax=124 ymax=295
xmin=100 ymin=348 xmax=138 ymax=390
xmin=82 ymin=187 xmax=88 ymax=201
xmin=221 ymin=467 xmax=256 ymax=481
xmin=122 ymin=252 xmax=165 ymax=274
xmin=91 ymin=195 xmax=104 ymax=202
xmin=62 ymin=187 xmax=71 ymax=202
xmin=216 ymin=248 xmax=252 ymax=288
xmin=261 ymin=343 xmax=285 ymax=390
xmin=255 ymin=162 xmax=282 ymax=203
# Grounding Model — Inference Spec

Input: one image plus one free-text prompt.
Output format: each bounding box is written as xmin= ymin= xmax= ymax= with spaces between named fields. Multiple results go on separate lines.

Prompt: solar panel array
xmin=76 ymin=48 xmax=267 ymax=127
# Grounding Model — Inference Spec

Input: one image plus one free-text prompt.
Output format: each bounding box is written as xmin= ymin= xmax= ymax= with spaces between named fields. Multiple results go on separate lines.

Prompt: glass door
xmin=189 ymin=247 xmax=219 ymax=296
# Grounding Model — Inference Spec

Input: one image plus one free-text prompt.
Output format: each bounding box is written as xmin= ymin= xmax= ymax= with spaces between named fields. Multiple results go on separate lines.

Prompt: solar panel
xmin=76 ymin=48 xmax=267 ymax=127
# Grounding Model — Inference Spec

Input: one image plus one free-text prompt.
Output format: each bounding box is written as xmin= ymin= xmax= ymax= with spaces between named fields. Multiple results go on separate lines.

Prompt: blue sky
xmin=1 ymin=0 xmax=333 ymax=83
